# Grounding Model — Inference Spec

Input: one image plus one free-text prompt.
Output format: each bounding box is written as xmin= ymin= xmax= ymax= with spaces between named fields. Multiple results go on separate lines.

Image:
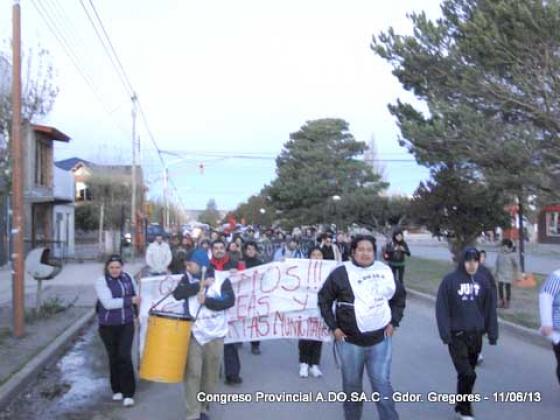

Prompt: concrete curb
xmin=0 ymin=309 xmax=95 ymax=410
xmin=407 ymin=288 xmax=553 ymax=350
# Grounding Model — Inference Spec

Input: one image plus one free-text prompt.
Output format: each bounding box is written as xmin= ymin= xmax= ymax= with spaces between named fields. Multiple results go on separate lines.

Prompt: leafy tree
xmin=75 ymin=173 xmax=142 ymax=231
xmin=232 ymin=192 xmax=275 ymax=227
xmin=343 ymin=194 xmax=412 ymax=237
xmin=0 ymin=46 xmax=59 ymax=190
xmin=198 ymin=199 xmax=221 ymax=227
xmin=372 ymin=0 xmax=560 ymax=267
xmin=411 ymin=166 xmax=510 ymax=261
xmin=268 ymin=118 xmax=387 ymax=228
xmin=0 ymin=46 xmax=58 ymax=125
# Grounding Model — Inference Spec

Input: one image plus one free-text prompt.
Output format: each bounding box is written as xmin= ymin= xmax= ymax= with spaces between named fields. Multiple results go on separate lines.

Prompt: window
xmin=76 ymin=181 xmax=92 ymax=201
xmin=546 ymin=211 xmax=560 ymax=237
xmin=34 ymin=139 xmax=50 ymax=186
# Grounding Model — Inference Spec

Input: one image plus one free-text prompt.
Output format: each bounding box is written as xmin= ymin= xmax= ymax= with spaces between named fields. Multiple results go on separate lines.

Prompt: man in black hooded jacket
xmin=436 ymin=247 xmax=498 ymax=420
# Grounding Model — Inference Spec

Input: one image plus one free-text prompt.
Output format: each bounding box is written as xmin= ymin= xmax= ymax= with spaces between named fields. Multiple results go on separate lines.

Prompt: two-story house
xmin=54 ymin=157 xmax=146 ymax=253
xmin=23 ymin=123 xmax=74 ymax=256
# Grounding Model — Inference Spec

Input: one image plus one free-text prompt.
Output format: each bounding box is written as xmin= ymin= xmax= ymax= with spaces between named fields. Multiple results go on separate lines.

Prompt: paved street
xmin=4 ymin=297 xmax=558 ymax=419
xmin=404 ymin=241 xmax=559 ymax=275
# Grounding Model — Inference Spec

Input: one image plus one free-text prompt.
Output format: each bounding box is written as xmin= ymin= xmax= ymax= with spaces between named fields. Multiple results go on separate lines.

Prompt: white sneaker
xmin=477 ymin=353 xmax=484 ymax=365
xmin=112 ymin=393 xmax=123 ymax=401
xmin=299 ymin=363 xmax=309 ymax=377
xmin=309 ymin=365 xmax=322 ymax=377
xmin=123 ymin=398 xmax=134 ymax=407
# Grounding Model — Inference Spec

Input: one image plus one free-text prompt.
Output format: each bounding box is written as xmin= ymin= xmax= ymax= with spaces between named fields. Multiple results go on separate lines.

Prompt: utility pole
xmin=517 ymin=194 xmax=526 ymax=273
xmin=164 ymin=167 xmax=169 ymax=230
xmin=11 ymin=0 xmax=25 ymax=337
xmin=130 ymin=93 xmax=137 ymax=256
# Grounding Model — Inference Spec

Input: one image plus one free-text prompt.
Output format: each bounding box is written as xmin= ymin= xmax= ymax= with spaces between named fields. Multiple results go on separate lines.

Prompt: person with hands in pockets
xmin=318 ymin=235 xmax=406 ymax=420
xmin=436 ymin=247 xmax=498 ymax=420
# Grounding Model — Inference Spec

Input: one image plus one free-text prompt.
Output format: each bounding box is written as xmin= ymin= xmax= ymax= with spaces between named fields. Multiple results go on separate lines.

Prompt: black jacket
xmin=172 ymin=267 xmax=235 ymax=316
xmin=320 ymin=244 xmax=336 ymax=261
xmin=436 ymin=263 xmax=498 ymax=344
xmin=244 ymin=256 xmax=264 ymax=269
xmin=384 ymin=240 xmax=411 ymax=266
xmin=318 ymin=261 xmax=406 ymax=347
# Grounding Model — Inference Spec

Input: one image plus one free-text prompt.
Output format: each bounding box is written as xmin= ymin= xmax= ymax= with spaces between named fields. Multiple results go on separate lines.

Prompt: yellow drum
xmin=139 ymin=311 xmax=192 ymax=383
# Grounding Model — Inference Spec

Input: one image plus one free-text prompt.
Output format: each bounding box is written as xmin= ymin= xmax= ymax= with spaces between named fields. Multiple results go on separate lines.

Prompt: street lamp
xmin=258 ymin=208 xmax=266 ymax=226
xmin=332 ymin=195 xmax=341 ymax=232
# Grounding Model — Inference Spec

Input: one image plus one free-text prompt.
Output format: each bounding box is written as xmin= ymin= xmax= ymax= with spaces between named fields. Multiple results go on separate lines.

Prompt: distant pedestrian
xmin=538 ymin=269 xmax=560 ymax=385
xmin=169 ymin=235 xmax=193 ymax=275
xmin=227 ymin=241 xmax=243 ymax=267
xmin=383 ymin=230 xmax=411 ymax=285
xmin=273 ymin=236 xmax=304 ymax=261
xmin=319 ymin=232 xmax=341 ymax=262
xmin=298 ymin=246 xmax=324 ymax=378
xmin=243 ymin=241 xmax=265 ymax=355
xmin=436 ymin=247 xmax=498 ymax=420
xmin=476 ymin=249 xmax=497 ymax=366
xmin=495 ymin=239 xmax=519 ymax=309
xmin=95 ymin=255 xmax=140 ymax=407
xmin=145 ymin=234 xmax=172 ymax=275
xmin=336 ymin=232 xmax=350 ymax=262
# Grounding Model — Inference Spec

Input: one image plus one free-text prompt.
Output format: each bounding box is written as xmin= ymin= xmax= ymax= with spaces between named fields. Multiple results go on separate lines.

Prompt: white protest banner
xmin=218 ymin=258 xmax=338 ymax=343
xmin=138 ymin=273 xmax=184 ymax=354
xmin=138 ymin=259 xmax=338 ymax=352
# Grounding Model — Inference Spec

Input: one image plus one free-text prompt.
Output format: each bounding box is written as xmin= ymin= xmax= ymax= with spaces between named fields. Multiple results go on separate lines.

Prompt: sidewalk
xmin=0 ymin=259 xmax=145 ymax=409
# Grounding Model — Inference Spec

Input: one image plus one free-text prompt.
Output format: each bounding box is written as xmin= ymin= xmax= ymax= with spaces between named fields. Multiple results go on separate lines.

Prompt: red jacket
xmin=210 ymin=255 xmax=244 ymax=271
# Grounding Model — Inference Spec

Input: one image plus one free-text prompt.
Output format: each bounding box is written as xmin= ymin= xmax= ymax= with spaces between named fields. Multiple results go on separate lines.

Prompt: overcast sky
xmin=0 ymin=0 xmax=442 ymax=211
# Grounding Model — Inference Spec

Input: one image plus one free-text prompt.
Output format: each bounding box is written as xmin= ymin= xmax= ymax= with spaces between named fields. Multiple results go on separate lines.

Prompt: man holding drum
xmin=173 ymin=248 xmax=235 ymax=420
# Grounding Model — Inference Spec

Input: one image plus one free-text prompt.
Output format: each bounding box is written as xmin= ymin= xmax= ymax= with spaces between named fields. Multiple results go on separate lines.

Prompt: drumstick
xmin=198 ymin=266 xmax=208 ymax=296
xmin=194 ymin=267 xmax=208 ymax=321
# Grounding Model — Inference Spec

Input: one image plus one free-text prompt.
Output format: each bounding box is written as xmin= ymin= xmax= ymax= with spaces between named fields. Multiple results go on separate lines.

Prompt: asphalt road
xmin=408 ymin=243 xmax=558 ymax=275
xmin=3 ymin=297 xmax=558 ymax=420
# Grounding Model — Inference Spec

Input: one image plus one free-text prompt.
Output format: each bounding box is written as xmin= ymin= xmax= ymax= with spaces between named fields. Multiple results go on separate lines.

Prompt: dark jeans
xmin=390 ymin=266 xmax=405 ymax=284
xmin=99 ymin=323 xmax=136 ymax=398
xmin=554 ymin=342 xmax=560 ymax=385
xmin=224 ymin=343 xmax=241 ymax=379
xmin=448 ymin=331 xmax=483 ymax=416
xmin=498 ymin=282 xmax=511 ymax=302
xmin=298 ymin=340 xmax=322 ymax=365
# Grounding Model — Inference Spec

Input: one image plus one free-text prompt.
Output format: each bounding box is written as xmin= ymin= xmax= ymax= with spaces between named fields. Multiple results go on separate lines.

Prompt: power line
xmin=30 ymin=0 xmax=130 ymax=138
xmin=87 ymin=0 xmax=136 ymax=95
xmin=78 ymin=0 xmax=131 ymax=99
xmin=77 ymin=0 xmax=187 ymax=211
xmin=82 ymin=0 xmax=165 ymax=167
xmin=160 ymin=149 xmax=416 ymax=163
